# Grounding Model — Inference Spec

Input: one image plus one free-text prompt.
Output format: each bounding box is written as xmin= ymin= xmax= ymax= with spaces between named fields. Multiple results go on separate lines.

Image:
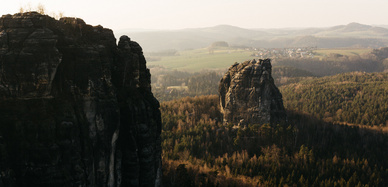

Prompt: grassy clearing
xmin=166 ymin=86 xmax=188 ymax=91
xmin=147 ymin=48 xmax=253 ymax=72
xmin=313 ymin=48 xmax=372 ymax=58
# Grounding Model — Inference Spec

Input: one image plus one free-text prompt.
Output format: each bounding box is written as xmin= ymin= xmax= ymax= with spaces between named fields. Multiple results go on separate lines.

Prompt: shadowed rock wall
xmin=0 ymin=12 xmax=161 ymax=187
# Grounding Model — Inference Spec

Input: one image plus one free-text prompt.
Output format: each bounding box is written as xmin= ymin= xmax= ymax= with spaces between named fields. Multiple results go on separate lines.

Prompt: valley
xmin=147 ymin=44 xmax=388 ymax=186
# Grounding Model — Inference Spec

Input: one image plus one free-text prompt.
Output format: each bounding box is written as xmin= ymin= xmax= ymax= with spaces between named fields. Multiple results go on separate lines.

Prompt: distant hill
xmin=115 ymin=25 xmax=270 ymax=52
xmin=116 ymin=23 xmax=388 ymax=52
xmin=280 ymin=72 xmax=388 ymax=127
xmin=375 ymin=25 xmax=388 ymax=29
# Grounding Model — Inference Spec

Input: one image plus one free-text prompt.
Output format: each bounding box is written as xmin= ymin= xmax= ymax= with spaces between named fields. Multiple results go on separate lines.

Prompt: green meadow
xmin=147 ymin=47 xmax=253 ymax=72
xmin=313 ymin=48 xmax=372 ymax=58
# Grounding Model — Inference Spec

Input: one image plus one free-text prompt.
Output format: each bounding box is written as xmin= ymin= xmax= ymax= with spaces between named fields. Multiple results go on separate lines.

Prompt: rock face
xmin=219 ymin=59 xmax=287 ymax=125
xmin=0 ymin=12 xmax=161 ymax=187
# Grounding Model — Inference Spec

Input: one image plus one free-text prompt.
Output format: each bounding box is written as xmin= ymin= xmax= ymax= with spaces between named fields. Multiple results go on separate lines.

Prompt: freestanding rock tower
xmin=219 ymin=59 xmax=287 ymax=125
xmin=0 ymin=12 xmax=161 ymax=187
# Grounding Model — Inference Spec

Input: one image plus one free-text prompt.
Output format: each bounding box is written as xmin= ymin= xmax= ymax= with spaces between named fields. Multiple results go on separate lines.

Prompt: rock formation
xmin=0 ymin=12 xmax=161 ymax=187
xmin=219 ymin=59 xmax=287 ymax=125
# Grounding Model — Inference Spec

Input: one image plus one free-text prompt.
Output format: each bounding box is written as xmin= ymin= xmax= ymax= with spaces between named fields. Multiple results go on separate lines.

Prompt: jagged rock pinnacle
xmin=219 ymin=59 xmax=287 ymax=126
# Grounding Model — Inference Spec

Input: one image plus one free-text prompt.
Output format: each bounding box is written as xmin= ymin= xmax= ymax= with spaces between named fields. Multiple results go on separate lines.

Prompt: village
xmin=250 ymin=47 xmax=317 ymax=59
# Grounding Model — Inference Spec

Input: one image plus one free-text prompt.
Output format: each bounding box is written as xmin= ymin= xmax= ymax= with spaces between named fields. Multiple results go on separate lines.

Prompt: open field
xmin=313 ymin=48 xmax=373 ymax=58
xmin=147 ymin=47 xmax=253 ymax=72
xmin=166 ymin=86 xmax=188 ymax=91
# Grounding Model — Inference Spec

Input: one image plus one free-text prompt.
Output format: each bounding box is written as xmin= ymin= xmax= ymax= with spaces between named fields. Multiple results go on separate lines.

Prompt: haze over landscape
xmin=2 ymin=0 xmax=388 ymax=31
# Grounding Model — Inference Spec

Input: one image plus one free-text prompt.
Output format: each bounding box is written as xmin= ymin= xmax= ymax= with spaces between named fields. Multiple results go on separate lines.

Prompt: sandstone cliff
xmin=219 ymin=59 xmax=287 ymax=125
xmin=0 ymin=12 xmax=161 ymax=187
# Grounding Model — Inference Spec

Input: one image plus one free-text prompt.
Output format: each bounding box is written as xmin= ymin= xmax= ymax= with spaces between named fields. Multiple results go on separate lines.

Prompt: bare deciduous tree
xmin=19 ymin=3 xmax=65 ymax=20
xmin=37 ymin=3 xmax=45 ymax=14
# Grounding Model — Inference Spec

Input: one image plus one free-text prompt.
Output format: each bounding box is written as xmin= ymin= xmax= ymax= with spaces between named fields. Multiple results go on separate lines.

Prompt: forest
xmin=151 ymin=66 xmax=314 ymax=102
xmin=280 ymin=72 xmax=388 ymax=127
xmin=160 ymin=96 xmax=388 ymax=186
xmin=152 ymin=70 xmax=388 ymax=128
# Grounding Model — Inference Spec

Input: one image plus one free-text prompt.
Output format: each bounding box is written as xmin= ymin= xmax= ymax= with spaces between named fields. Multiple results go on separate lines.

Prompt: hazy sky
xmin=1 ymin=0 xmax=387 ymax=31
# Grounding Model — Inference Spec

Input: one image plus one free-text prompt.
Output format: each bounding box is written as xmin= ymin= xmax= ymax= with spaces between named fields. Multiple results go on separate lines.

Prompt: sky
xmin=1 ymin=0 xmax=387 ymax=32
